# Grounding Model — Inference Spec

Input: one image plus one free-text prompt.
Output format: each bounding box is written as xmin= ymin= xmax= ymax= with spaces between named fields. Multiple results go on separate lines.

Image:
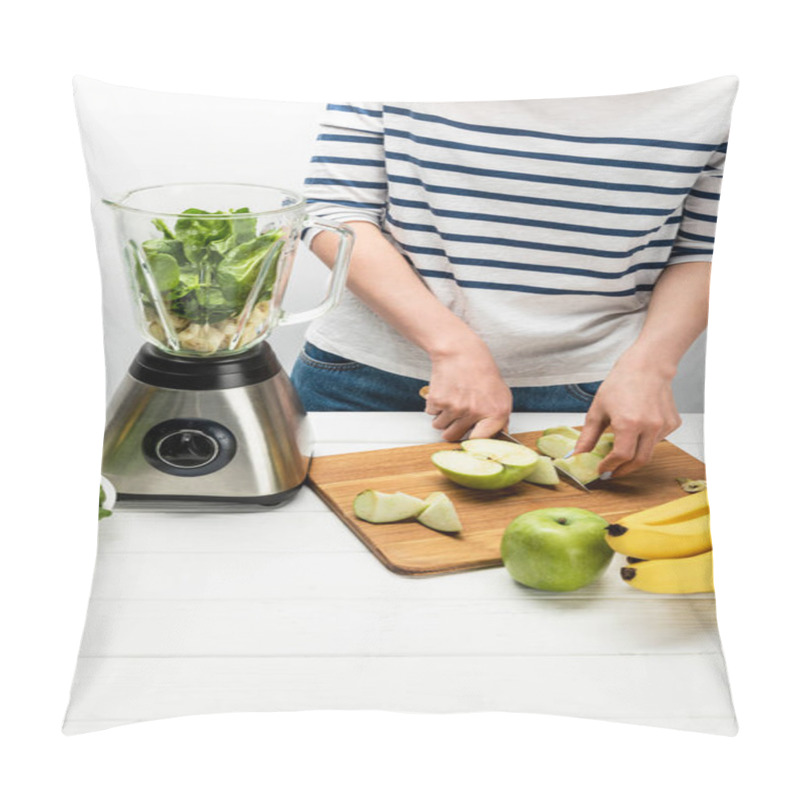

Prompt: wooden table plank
xmin=63 ymin=653 xmax=736 ymax=736
xmin=79 ymin=596 xmax=723 ymax=657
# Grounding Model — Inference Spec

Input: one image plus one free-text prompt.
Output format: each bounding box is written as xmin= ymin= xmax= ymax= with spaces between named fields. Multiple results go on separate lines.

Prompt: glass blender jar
xmin=101 ymin=183 xmax=353 ymax=506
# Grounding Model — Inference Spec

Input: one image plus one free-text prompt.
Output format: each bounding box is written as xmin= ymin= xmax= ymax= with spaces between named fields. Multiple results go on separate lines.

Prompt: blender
xmin=101 ymin=183 xmax=353 ymax=506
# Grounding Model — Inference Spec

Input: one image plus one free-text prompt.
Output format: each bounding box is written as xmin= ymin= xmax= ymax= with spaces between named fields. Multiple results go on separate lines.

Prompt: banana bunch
xmin=606 ymin=490 xmax=714 ymax=594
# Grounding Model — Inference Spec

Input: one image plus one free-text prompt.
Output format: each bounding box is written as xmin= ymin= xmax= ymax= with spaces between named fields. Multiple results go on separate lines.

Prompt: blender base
xmin=116 ymin=484 xmax=303 ymax=508
xmin=102 ymin=344 xmax=312 ymax=507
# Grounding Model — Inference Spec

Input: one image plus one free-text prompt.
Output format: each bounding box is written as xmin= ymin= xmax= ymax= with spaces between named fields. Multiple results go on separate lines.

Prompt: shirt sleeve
xmin=302 ymin=102 xmax=387 ymax=243
xmin=666 ymin=144 xmax=726 ymax=266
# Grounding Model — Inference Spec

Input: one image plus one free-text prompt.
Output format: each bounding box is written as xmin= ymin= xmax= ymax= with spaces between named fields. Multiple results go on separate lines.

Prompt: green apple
xmin=432 ymin=438 xmax=538 ymax=490
xmin=353 ymin=490 xmax=427 ymax=523
xmin=591 ymin=432 xmax=615 ymax=458
xmin=542 ymin=426 xmax=580 ymax=440
xmin=553 ymin=452 xmax=603 ymax=484
xmin=523 ymin=454 xmax=560 ymax=486
xmin=417 ymin=492 xmax=462 ymax=534
xmin=501 ymin=507 xmax=614 ymax=591
xmin=535 ymin=433 xmax=576 ymax=459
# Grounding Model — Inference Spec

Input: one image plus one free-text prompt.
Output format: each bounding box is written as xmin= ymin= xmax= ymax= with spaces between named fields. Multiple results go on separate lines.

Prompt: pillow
xmin=64 ymin=76 xmax=738 ymax=736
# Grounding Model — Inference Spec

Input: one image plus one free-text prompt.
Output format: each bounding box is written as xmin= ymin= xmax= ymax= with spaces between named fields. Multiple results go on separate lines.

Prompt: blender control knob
xmin=142 ymin=418 xmax=237 ymax=476
xmin=156 ymin=429 xmax=219 ymax=469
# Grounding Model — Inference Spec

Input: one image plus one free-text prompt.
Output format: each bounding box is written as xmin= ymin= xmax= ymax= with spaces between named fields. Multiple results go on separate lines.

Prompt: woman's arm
xmin=573 ymin=261 xmax=711 ymax=477
xmin=311 ymin=222 xmax=512 ymax=440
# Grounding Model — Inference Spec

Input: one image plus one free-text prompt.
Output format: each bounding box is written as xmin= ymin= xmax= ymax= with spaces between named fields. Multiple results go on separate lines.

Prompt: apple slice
xmin=353 ymin=490 xmax=427 ymax=523
xmin=591 ymin=432 xmax=615 ymax=458
xmin=417 ymin=492 xmax=462 ymax=534
xmin=542 ymin=426 xmax=580 ymax=440
xmin=553 ymin=453 xmax=603 ymax=485
xmin=432 ymin=438 xmax=538 ymax=490
xmin=523 ymin=454 xmax=560 ymax=486
xmin=535 ymin=433 xmax=576 ymax=459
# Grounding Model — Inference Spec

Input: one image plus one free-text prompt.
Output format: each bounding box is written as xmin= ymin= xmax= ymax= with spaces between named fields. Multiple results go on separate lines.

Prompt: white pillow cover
xmin=64 ymin=76 xmax=737 ymax=736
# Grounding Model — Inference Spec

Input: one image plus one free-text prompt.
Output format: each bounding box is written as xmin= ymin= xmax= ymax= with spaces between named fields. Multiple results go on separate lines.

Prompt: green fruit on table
xmin=501 ymin=507 xmax=614 ymax=591
xmin=523 ymin=454 xmax=560 ymax=486
xmin=431 ymin=438 xmax=538 ymax=490
xmin=541 ymin=426 xmax=580 ymax=440
xmin=553 ymin=452 xmax=603 ymax=484
xmin=535 ymin=433 xmax=576 ymax=459
xmin=591 ymin=432 xmax=615 ymax=458
xmin=417 ymin=492 xmax=462 ymax=534
xmin=353 ymin=490 xmax=427 ymax=523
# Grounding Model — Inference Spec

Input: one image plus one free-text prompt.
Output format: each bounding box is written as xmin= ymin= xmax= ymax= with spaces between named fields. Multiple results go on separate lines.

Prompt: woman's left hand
xmin=572 ymin=357 xmax=682 ymax=479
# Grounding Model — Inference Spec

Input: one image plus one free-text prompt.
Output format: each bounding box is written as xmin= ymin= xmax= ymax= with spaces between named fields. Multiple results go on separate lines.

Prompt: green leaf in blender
xmin=145 ymin=252 xmax=181 ymax=292
xmin=152 ymin=218 xmax=175 ymax=239
xmin=230 ymin=208 xmax=258 ymax=243
xmin=190 ymin=286 xmax=237 ymax=323
xmin=99 ymin=486 xmax=112 ymax=520
xmin=173 ymin=209 xmax=233 ymax=266
xmin=142 ymin=207 xmax=284 ymax=351
xmin=217 ymin=233 xmax=282 ymax=304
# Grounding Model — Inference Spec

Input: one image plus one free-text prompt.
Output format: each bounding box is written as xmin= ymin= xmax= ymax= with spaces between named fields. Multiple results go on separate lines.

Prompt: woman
xmin=291 ymin=81 xmax=734 ymax=478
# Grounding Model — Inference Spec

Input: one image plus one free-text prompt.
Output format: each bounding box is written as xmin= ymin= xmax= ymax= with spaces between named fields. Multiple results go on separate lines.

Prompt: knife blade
xmin=495 ymin=430 xmax=592 ymax=493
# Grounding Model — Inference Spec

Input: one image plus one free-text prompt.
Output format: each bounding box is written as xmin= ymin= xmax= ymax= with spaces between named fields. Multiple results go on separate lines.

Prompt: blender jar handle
xmin=278 ymin=218 xmax=355 ymax=327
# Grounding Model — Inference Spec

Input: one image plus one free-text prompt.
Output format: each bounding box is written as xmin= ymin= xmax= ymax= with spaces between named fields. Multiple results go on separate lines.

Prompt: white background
xmin=3 ymin=1 xmax=797 ymax=798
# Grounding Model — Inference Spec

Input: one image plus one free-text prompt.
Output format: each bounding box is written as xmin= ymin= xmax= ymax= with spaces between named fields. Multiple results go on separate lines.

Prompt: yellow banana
xmin=621 ymin=550 xmax=714 ymax=594
xmin=605 ymin=513 xmax=712 ymax=559
xmin=616 ymin=489 xmax=709 ymax=528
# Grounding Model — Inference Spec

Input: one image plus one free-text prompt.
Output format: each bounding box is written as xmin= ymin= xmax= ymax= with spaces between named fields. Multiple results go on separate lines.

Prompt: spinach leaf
xmin=153 ymin=218 xmax=175 ymax=239
xmin=99 ymin=486 xmax=112 ymax=520
xmin=217 ymin=233 xmax=282 ymax=304
xmin=141 ymin=207 xmax=284 ymax=326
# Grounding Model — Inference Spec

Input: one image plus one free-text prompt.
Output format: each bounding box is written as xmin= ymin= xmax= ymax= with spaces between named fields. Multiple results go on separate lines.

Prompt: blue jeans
xmin=290 ymin=343 xmax=602 ymax=413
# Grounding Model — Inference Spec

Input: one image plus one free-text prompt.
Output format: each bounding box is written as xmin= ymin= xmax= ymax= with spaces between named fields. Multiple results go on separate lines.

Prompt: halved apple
xmin=523 ymin=454 xmax=560 ymax=486
xmin=432 ymin=438 xmax=538 ymax=490
xmin=353 ymin=490 xmax=427 ymax=523
xmin=553 ymin=452 xmax=603 ymax=485
xmin=417 ymin=492 xmax=462 ymax=534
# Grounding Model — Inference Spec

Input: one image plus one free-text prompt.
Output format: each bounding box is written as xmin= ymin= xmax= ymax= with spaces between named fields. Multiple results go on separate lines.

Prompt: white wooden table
xmin=63 ymin=412 xmax=736 ymax=736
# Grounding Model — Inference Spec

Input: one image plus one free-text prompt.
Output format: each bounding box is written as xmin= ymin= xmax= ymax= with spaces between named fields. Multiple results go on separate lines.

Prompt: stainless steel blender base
xmin=102 ymin=365 xmax=312 ymax=505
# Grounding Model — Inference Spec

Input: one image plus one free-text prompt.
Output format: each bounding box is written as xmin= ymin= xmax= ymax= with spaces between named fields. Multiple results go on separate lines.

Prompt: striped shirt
xmin=302 ymin=77 xmax=737 ymax=386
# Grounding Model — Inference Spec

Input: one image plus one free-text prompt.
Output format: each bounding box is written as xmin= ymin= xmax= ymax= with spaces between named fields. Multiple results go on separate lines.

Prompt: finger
xmin=425 ymin=398 xmax=443 ymax=417
xmin=611 ymin=431 xmax=659 ymax=478
xmin=573 ymin=407 xmax=608 ymax=455
xmin=597 ymin=428 xmax=640 ymax=477
xmin=430 ymin=405 xmax=462 ymax=431
xmin=440 ymin=414 xmax=479 ymax=442
xmin=469 ymin=415 xmax=508 ymax=440
xmin=424 ymin=388 xmax=448 ymax=417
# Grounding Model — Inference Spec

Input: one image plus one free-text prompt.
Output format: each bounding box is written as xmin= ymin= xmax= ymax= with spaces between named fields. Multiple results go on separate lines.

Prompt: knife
xmin=494 ymin=429 xmax=592 ymax=493
xmin=419 ymin=386 xmax=591 ymax=493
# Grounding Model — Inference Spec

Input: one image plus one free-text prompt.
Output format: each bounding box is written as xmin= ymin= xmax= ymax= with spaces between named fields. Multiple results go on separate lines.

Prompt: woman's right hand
xmin=312 ymin=223 xmax=512 ymax=440
xmin=424 ymin=341 xmax=512 ymax=441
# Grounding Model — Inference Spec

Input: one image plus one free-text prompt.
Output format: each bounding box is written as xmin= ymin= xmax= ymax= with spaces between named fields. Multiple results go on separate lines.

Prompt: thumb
xmin=573 ymin=411 xmax=607 ymax=454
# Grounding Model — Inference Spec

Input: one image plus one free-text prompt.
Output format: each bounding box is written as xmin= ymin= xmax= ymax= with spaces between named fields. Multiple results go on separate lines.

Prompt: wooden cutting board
xmin=307 ymin=430 xmax=706 ymax=577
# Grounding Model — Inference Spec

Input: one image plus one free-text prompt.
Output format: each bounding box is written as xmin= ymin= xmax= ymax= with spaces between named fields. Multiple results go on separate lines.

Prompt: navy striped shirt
xmin=302 ymin=78 xmax=736 ymax=386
